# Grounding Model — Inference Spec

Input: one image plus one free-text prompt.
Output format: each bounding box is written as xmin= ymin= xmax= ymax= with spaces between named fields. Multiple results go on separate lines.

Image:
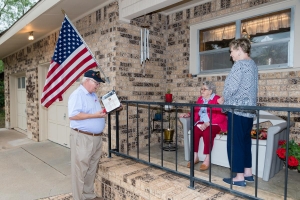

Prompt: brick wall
xmin=2 ymin=0 xmax=299 ymax=146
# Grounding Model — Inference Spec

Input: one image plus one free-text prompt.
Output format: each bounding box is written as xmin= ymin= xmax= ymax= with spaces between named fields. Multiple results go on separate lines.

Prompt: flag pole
xmin=61 ymin=9 xmax=110 ymax=84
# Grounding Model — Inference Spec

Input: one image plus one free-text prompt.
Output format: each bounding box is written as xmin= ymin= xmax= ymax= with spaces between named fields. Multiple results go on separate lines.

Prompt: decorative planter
xmin=164 ymin=128 xmax=174 ymax=142
xmin=165 ymin=94 xmax=172 ymax=103
xmin=154 ymin=113 xmax=162 ymax=120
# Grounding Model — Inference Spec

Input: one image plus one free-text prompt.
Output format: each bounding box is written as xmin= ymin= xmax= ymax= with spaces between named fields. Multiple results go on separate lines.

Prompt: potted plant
xmin=165 ymin=89 xmax=172 ymax=103
xmin=154 ymin=109 xmax=162 ymax=120
xmin=276 ymin=139 xmax=300 ymax=172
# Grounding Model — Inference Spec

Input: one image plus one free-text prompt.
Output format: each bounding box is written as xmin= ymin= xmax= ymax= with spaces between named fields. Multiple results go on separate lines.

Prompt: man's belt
xmin=72 ymin=128 xmax=102 ymax=136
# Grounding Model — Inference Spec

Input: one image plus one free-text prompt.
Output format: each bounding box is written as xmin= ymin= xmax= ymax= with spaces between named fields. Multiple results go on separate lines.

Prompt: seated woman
xmin=180 ymin=81 xmax=227 ymax=170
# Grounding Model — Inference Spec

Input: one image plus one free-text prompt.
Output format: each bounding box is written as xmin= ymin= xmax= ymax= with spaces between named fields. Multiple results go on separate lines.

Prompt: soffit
xmin=0 ymin=0 xmax=204 ymax=60
xmin=157 ymin=0 xmax=206 ymax=15
xmin=0 ymin=0 xmax=111 ymax=59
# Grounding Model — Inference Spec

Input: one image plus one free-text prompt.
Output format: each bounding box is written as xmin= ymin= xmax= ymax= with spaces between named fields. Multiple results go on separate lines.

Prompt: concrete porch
xmin=128 ymin=144 xmax=300 ymax=199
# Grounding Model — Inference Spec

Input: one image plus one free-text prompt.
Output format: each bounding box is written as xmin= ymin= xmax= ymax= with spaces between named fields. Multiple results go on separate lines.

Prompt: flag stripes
xmin=41 ymin=45 xmax=97 ymax=107
xmin=41 ymin=16 xmax=98 ymax=108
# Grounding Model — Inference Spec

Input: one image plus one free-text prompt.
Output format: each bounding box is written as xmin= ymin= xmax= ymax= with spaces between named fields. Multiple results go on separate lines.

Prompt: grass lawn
xmin=0 ymin=110 xmax=5 ymax=128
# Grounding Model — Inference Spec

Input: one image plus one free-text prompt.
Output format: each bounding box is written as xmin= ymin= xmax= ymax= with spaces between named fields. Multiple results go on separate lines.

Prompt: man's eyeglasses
xmin=200 ymin=88 xmax=209 ymax=91
xmin=89 ymin=78 xmax=100 ymax=86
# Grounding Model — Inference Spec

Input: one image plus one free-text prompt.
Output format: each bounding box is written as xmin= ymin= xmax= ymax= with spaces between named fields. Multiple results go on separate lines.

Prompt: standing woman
xmin=218 ymin=38 xmax=258 ymax=187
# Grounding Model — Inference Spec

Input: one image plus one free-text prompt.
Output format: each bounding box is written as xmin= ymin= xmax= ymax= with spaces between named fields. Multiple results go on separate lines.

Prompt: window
xmin=197 ymin=9 xmax=292 ymax=73
xmin=221 ymin=0 xmax=231 ymax=9
xmin=243 ymin=10 xmax=290 ymax=67
xmin=199 ymin=23 xmax=235 ymax=71
xmin=18 ymin=77 xmax=25 ymax=89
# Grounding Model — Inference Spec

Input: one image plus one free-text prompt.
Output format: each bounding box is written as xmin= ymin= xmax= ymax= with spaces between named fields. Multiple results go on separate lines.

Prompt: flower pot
xmin=164 ymin=128 xmax=174 ymax=142
xmin=154 ymin=113 xmax=162 ymax=120
xmin=165 ymin=94 xmax=172 ymax=103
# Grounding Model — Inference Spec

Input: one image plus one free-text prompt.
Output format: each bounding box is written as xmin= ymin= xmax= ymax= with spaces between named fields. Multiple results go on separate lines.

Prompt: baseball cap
xmin=84 ymin=70 xmax=105 ymax=83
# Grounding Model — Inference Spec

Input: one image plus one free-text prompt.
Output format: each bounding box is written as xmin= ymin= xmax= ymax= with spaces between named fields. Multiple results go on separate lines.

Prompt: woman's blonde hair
xmin=229 ymin=38 xmax=251 ymax=55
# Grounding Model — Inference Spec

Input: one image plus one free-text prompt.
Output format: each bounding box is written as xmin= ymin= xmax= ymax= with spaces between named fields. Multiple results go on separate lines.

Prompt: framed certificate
xmin=101 ymin=90 xmax=121 ymax=113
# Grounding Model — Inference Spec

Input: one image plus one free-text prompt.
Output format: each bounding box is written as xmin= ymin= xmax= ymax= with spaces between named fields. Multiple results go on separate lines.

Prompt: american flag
xmin=41 ymin=16 xmax=97 ymax=108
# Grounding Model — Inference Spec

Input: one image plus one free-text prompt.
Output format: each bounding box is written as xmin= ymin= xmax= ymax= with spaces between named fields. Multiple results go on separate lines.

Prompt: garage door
xmin=47 ymin=81 xmax=80 ymax=148
xmin=17 ymin=77 xmax=27 ymax=131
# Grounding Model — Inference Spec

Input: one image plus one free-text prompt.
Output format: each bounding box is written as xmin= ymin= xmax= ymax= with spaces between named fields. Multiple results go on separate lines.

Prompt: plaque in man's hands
xmin=101 ymin=90 xmax=121 ymax=113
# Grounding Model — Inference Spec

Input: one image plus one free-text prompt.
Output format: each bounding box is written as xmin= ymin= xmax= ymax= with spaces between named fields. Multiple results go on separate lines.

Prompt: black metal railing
xmin=107 ymin=101 xmax=300 ymax=200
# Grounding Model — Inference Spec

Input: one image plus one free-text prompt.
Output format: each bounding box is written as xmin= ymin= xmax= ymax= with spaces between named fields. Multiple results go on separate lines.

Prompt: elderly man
xmin=68 ymin=70 xmax=106 ymax=200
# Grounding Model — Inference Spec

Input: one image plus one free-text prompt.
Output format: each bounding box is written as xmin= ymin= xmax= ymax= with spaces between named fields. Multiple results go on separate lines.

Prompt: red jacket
xmin=193 ymin=95 xmax=228 ymax=132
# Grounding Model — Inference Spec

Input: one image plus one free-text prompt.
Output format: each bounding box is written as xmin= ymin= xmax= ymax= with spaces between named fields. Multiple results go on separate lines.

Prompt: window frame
xmin=189 ymin=1 xmax=297 ymax=75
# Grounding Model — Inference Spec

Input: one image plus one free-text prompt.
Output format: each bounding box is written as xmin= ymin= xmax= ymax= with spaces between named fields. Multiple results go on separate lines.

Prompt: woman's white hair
xmin=202 ymin=81 xmax=216 ymax=94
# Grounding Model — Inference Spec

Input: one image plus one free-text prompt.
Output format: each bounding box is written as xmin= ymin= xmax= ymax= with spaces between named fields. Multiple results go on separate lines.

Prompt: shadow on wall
xmin=0 ymin=72 xmax=4 ymax=128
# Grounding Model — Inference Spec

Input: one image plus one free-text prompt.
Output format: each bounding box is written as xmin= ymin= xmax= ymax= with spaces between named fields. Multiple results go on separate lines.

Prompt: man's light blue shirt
xmin=68 ymin=85 xmax=105 ymax=134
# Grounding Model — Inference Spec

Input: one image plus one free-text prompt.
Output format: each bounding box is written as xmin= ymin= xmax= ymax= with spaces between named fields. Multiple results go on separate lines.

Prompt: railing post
xmin=255 ymin=110 xmax=260 ymax=197
xmin=175 ymin=106 xmax=178 ymax=171
xmin=116 ymin=110 xmax=119 ymax=153
xmin=230 ymin=109 xmax=234 ymax=189
xmin=136 ymin=103 xmax=139 ymax=159
xmin=148 ymin=104 xmax=151 ymax=162
xmin=189 ymin=105 xmax=195 ymax=189
xmin=126 ymin=103 xmax=129 ymax=155
xmin=160 ymin=104 xmax=164 ymax=167
xmin=209 ymin=104 xmax=212 ymax=182
xmin=284 ymin=111 xmax=291 ymax=200
xmin=108 ymin=112 xmax=112 ymax=158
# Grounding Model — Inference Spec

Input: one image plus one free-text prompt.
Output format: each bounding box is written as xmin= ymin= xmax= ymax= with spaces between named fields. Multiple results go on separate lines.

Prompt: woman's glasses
xmin=200 ymin=88 xmax=209 ymax=91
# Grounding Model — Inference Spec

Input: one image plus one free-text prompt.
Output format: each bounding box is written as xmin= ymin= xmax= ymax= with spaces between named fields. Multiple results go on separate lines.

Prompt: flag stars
xmin=52 ymin=17 xmax=83 ymax=64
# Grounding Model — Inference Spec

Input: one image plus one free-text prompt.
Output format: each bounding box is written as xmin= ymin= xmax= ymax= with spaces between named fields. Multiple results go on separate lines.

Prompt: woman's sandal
xmin=200 ymin=164 xmax=209 ymax=171
xmin=187 ymin=160 xmax=200 ymax=168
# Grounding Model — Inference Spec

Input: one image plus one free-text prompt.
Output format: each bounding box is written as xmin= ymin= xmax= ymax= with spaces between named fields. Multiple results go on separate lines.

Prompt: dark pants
xmin=227 ymin=112 xmax=253 ymax=173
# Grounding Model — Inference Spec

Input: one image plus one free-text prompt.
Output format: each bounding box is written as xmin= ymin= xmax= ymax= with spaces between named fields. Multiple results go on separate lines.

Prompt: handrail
xmin=122 ymin=101 xmax=300 ymax=112
xmin=108 ymin=101 xmax=299 ymax=200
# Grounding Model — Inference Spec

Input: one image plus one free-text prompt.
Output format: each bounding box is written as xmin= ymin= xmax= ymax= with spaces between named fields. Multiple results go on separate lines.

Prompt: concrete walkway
xmin=0 ymin=128 xmax=72 ymax=200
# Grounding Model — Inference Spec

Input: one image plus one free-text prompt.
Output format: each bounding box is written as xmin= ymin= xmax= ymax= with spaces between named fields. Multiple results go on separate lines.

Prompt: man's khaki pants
xmin=70 ymin=129 xmax=102 ymax=200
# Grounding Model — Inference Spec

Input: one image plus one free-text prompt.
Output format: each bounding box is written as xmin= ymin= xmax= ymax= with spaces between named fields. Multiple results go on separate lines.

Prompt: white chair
xmin=179 ymin=110 xmax=289 ymax=181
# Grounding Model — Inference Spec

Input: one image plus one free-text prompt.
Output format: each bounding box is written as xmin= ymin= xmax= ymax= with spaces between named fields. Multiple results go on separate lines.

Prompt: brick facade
xmin=2 ymin=0 xmax=300 ymax=148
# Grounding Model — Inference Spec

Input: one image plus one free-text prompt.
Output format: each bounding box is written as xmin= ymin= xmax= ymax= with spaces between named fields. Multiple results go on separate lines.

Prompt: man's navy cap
xmin=84 ymin=70 xmax=105 ymax=83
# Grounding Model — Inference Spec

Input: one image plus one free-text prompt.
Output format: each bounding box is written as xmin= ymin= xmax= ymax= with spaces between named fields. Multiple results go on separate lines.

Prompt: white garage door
xmin=17 ymin=77 xmax=27 ymax=131
xmin=47 ymin=81 xmax=80 ymax=148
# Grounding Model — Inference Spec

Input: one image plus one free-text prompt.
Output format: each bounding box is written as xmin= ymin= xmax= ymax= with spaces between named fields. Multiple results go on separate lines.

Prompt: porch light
xmin=28 ymin=32 xmax=34 ymax=40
